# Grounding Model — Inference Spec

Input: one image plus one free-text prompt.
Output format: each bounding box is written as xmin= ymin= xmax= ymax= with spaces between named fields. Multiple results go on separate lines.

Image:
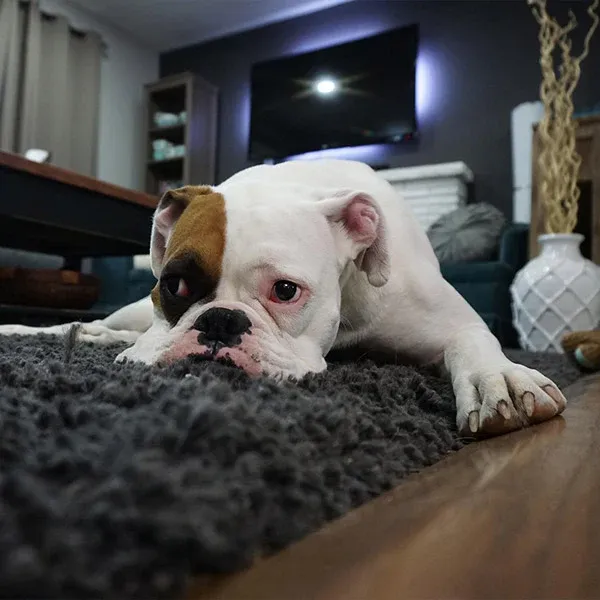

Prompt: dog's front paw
xmin=454 ymin=363 xmax=567 ymax=436
xmin=114 ymin=343 xmax=155 ymax=365
xmin=115 ymin=346 xmax=131 ymax=363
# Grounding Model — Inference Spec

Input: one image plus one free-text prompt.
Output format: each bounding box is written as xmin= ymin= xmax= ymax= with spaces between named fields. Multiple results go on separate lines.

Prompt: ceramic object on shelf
xmin=153 ymin=112 xmax=179 ymax=127
xmin=511 ymin=233 xmax=600 ymax=352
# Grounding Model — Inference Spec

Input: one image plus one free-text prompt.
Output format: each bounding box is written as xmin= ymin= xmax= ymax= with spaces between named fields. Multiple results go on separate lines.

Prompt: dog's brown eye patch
xmin=164 ymin=191 xmax=226 ymax=283
xmin=158 ymin=253 xmax=217 ymax=326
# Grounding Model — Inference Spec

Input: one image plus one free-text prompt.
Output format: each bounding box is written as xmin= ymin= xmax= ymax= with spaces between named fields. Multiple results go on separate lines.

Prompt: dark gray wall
xmin=160 ymin=0 xmax=600 ymax=218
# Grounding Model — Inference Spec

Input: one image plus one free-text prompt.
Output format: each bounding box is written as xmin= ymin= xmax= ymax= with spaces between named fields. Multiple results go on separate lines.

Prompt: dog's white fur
xmin=0 ymin=160 xmax=566 ymax=436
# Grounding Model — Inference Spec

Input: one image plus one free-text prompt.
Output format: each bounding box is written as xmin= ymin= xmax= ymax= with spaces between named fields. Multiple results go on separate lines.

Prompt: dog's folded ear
xmin=318 ymin=190 xmax=390 ymax=287
xmin=150 ymin=185 xmax=213 ymax=277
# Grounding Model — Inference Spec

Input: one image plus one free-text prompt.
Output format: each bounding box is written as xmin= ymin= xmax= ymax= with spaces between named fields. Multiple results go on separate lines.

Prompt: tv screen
xmin=248 ymin=24 xmax=419 ymax=162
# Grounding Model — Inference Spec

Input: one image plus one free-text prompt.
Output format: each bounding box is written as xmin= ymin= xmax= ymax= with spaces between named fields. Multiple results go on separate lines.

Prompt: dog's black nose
xmin=193 ymin=307 xmax=252 ymax=349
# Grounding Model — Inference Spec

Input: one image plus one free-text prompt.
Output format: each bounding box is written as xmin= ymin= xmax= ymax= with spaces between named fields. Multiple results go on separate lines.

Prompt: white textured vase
xmin=511 ymin=233 xmax=600 ymax=352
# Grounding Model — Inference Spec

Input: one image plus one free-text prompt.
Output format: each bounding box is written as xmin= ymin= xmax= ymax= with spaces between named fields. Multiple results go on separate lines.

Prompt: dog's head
xmin=139 ymin=181 xmax=389 ymax=378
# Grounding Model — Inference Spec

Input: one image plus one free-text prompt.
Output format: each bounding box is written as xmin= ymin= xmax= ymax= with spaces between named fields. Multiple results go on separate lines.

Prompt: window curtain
xmin=0 ymin=0 xmax=103 ymax=176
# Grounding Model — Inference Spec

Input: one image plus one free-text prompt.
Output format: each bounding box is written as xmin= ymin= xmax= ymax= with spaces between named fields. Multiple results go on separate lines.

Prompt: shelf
xmin=147 ymin=156 xmax=185 ymax=168
xmin=149 ymin=124 xmax=186 ymax=145
xmin=146 ymin=156 xmax=184 ymax=189
xmin=144 ymin=73 xmax=218 ymax=194
xmin=149 ymin=84 xmax=187 ymax=114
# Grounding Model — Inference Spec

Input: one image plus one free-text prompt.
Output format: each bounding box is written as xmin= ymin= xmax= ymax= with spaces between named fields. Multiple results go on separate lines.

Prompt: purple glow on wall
xmin=416 ymin=46 xmax=442 ymax=125
xmin=289 ymin=26 xmax=388 ymax=56
xmin=237 ymin=87 xmax=252 ymax=151
xmin=286 ymin=142 xmax=390 ymax=164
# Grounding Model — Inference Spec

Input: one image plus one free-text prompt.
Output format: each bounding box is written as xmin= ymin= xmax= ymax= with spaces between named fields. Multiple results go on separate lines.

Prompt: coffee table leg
xmin=62 ymin=256 xmax=83 ymax=271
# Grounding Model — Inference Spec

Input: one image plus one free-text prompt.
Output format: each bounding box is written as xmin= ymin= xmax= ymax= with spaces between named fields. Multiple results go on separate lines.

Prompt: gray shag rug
xmin=0 ymin=334 xmax=582 ymax=599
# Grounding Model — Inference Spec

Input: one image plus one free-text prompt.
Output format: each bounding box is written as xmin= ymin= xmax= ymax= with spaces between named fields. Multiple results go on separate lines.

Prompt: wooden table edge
xmin=0 ymin=150 xmax=158 ymax=209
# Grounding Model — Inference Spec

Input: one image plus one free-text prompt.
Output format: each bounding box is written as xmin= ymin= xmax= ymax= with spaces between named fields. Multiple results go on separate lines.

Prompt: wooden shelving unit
xmin=530 ymin=114 xmax=600 ymax=261
xmin=144 ymin=72 xmax=218 ymax=196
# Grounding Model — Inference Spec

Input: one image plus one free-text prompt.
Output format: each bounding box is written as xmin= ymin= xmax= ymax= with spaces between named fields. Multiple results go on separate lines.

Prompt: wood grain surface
xmin=188 ymin=375 xmax=600 ymax=600
xmin=0 ymin=150 xmax=158 ymax=208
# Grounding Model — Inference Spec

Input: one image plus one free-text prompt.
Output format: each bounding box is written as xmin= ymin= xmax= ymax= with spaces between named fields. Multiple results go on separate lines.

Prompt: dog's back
xmin=219 ymin=159 xmax=438 ymax=268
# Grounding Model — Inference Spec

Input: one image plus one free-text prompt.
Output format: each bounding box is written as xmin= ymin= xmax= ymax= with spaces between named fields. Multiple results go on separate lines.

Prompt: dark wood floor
xmin=188 ymin=375 xmax=600 ymax=600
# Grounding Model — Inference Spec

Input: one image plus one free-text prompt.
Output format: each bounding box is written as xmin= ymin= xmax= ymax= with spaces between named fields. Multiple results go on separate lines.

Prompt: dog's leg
xmin=375 ymin=264 xmax=566 ymax=437
xmin=427 ymin=277 xmax=566 ymax=436
xmin=76 ymin=296 xmax=154 ymax=344
xmin=0 ymin=296 xmax=153 ymax=346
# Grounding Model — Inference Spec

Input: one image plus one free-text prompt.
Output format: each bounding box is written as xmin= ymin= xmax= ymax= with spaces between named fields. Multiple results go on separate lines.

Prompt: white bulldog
xmin=0 ymin=159 xmax=566 ymax=435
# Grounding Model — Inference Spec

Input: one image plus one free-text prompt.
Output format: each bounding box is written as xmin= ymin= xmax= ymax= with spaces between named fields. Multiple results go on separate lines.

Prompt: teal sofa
xmin=440 ymin=223 xmax=528 ymax=348
xmin=91 ymin=257 xmax=156 ymax=313
xmin=91 ymin=223 xmax=529 ymax=348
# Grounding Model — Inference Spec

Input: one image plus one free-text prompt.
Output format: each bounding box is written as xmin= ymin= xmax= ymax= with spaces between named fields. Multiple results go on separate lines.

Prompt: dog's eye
xmin=164 ymin=276 xmax=190 ymax=298
xmin=270 ymin=280 xmax=300 ymax=303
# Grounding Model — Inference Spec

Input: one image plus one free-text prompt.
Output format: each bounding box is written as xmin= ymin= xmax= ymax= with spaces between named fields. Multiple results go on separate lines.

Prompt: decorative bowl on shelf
xmin=152 ymin=139 xmax=176 ymax=161
xmin=153 ymin=112 xmax=179 ymax=128
xmin=0 ymin=268 xmax=101 ymax=309
xmin=152 ymin=139 xmax=169 ymax=150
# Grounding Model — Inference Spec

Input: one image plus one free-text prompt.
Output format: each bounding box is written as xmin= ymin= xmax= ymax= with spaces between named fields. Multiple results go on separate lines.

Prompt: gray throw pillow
xmin=426 ymin=203 xmax=507 ymax=264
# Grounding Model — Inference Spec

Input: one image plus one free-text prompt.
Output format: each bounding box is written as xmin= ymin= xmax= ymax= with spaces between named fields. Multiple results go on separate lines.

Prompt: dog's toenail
xmin=523 ymin=392 xmax=535 ymax=417
xmin=468 ymin=411 xmax=479 ymax=433
xmin=543 ymin=385 xmax=562 ymax=407
xmin=497 ymin=400 xmax=511 ymax=420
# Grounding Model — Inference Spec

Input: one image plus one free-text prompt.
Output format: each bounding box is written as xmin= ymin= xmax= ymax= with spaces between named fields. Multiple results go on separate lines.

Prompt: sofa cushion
xmin=447 ymin=275 xmax=511 ymax=316
xmin=427 ymin=203 xmax=507 ymax=264
xmin=440 ymin=260 xmax=514 ymax=284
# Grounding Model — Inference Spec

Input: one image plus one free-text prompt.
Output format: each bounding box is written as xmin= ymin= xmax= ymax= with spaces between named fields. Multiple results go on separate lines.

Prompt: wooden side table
xmin=530 ymin=115 xmax=600 ymax=261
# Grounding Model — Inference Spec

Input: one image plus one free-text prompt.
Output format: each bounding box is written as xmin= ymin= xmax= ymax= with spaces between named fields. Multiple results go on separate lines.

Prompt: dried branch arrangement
xmin=528 ymin=0 xmax=599 ymax=233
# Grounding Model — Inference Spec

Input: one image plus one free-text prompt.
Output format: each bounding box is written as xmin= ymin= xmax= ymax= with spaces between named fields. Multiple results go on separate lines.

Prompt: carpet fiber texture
xmin=0 ymin=335 xmax=581 ymax=599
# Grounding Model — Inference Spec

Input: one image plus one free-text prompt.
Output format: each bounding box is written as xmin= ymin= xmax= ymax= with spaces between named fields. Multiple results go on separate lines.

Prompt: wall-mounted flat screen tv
xmin=248 ymin=24 xmax=419 ymax=162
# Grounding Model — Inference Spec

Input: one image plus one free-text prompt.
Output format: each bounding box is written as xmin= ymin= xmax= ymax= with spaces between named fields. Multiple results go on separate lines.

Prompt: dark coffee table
xmin=0 ymin=151 xmax=157 ymax=267
xmin=0 ymin=151 xmax=158 ymax=322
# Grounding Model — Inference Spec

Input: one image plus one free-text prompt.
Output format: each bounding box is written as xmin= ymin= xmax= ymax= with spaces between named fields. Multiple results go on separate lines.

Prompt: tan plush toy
xmin=562 ymin=330 xmax=600 ymax=371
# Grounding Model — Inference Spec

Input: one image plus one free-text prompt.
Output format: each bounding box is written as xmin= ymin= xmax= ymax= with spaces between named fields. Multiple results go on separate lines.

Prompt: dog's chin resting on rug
xmin=0 ymin=334 xmax=580 ymax=599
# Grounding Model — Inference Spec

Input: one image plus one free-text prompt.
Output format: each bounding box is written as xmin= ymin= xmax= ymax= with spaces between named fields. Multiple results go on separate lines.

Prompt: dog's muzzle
xmin=193 ymin=307 xmax=252 ymax=354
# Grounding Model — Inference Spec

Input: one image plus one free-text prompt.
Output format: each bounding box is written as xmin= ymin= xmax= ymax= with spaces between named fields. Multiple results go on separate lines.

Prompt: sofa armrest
xmin=499 ymin=223 xmax=529 ymax=272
